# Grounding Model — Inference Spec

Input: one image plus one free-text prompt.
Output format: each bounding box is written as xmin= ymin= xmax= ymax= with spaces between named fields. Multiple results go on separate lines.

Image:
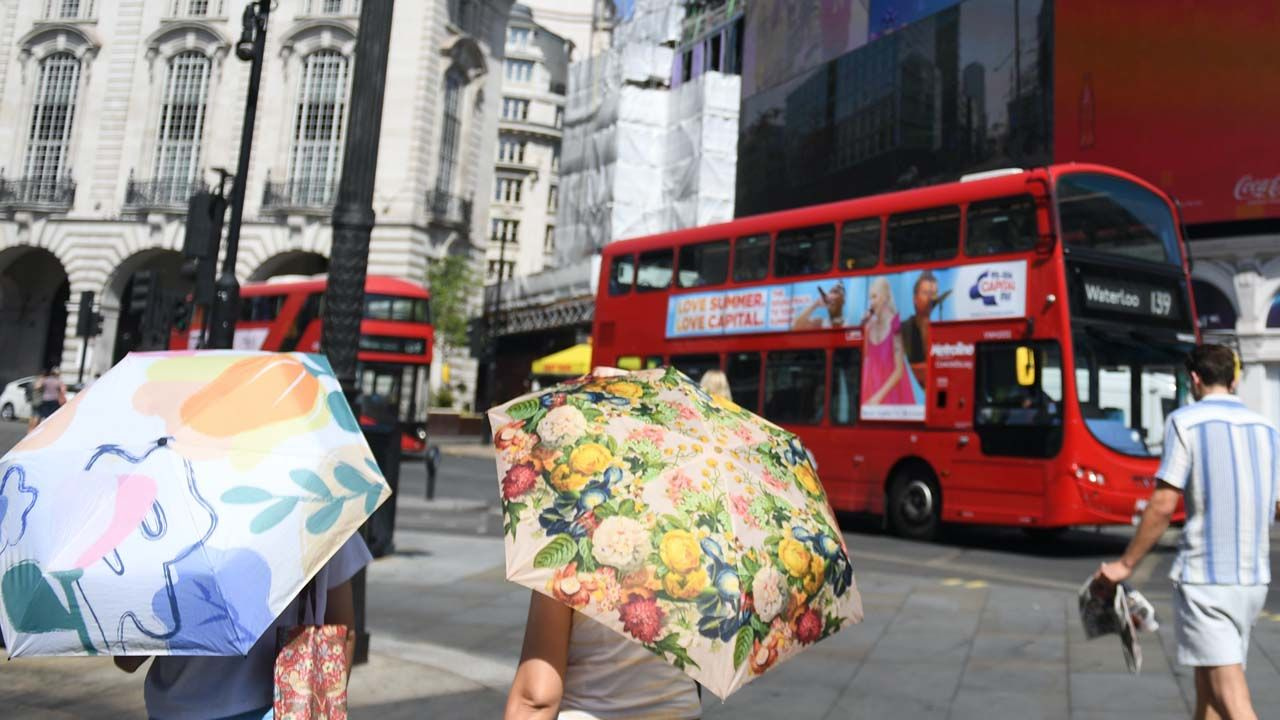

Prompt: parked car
xmin=0 ymin=376 xmax=35 ymax=421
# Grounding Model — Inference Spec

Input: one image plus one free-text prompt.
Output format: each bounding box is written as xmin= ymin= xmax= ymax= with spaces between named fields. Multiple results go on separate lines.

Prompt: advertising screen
xmin=666 ymin=261 xmax=1027 ymax=421
xmin=1054 ymin=2 xmax=1280 ymax=224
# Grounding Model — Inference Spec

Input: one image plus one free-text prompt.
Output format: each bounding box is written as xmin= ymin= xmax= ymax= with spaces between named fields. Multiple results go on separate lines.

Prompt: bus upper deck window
xmin=839 ymin=218 xmax=881 ymax=270
xmin=733 ymin=234 xmax=769 ymax=282
xmin=966 ymin=195 xmax=1037 ymax=256
xmin=636 ymin=249 xmax=674 ymax=292
xmin=677 ymin=239 xmax=730 ymax=288
xmin=774 ymin=224 xmax=835 ymax=277
xmin=886 ymin=206 xmax=959 ymax=265
xmin=609 ymin=254 xmax=635 ymax=295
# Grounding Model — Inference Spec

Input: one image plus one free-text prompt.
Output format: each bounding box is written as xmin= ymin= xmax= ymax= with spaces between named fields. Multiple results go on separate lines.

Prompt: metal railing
xmin=262 ymin=178 xmax=335 ymax=211
xmin=0 ymin=175 xmax=76 ymax=208
xmin=426 ymin=189 xmax=472 ymax=228
xmin=41 ymin=0 xmax=95 ymax=20
xmin=124 ymin=176 xmax=202 ymax=210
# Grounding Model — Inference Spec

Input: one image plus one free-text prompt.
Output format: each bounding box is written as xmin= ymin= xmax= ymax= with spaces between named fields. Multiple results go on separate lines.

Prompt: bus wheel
xmin=888 ymin=466 xmax=940 ymax=541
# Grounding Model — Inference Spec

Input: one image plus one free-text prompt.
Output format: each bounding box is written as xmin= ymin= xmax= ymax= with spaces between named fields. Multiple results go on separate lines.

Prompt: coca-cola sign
xmin=1233 ymin=174 xmax=1280 ymax=203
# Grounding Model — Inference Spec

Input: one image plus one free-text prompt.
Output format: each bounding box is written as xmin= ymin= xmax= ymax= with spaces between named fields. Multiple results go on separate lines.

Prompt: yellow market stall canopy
xmin=531 ymin=343 xmax=591 ymax=377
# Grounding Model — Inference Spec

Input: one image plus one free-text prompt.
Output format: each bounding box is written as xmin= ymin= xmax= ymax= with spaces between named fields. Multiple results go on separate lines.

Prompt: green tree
xmin=426 ymin=253 xmax=477 ymax=359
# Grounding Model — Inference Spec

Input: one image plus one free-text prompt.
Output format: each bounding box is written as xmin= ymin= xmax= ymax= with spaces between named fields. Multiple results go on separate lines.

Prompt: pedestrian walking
xmin=1099 ymin=344 xmax=1279 ymax=720
xmin=114 ymin=533 xmax=372 ymax=720
xmin=28 ymin=367 xmax=65 ymax=431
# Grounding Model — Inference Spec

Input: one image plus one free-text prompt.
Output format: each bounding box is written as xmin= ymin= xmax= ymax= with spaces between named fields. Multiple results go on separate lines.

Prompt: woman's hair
xmin=699 ymin=369 xmax=732 ymax=401
xmin=870 ymin=276 xmax=897 ymax=318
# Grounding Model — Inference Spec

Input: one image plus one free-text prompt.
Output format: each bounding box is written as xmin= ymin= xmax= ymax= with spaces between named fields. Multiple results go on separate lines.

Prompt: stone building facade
xmin=0 ymin=0 xmax=512 ymax=386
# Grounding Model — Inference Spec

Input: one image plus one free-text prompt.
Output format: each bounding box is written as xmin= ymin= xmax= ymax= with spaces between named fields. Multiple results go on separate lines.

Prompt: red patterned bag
xmin=273 ymin=582 xmax=352 ymax=719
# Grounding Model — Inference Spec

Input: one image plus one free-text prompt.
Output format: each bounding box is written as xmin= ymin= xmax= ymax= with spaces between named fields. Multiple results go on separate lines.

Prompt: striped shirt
xmin=1159 ymin=394 xmax=1280 ymax=585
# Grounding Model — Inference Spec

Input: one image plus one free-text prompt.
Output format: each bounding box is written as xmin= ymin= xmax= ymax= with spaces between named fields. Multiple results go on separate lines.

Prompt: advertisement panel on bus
xmin=666 ymin=260 xmax=1027 ymax=421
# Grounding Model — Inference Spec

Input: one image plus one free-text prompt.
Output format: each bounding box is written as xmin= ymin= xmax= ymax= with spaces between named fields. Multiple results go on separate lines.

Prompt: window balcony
xmin=427 ymin=189 xmax=472 ymax=230
xmin=0 ymin=175 xmax=76 ymax=210
xmin=262 ymin=178 xmax=334 ymax=214
xmin=124 ymin=176 xmax=202 ymax=212
xmin=39 ymin=0 xmax=95 ymax=21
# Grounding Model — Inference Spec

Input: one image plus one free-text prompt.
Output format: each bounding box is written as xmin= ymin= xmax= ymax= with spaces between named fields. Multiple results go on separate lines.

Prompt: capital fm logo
xmin=969 ymin=269 xmax=1018 ymax=307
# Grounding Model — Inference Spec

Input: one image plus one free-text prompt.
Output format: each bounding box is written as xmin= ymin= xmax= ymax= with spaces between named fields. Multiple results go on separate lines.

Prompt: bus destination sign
xmin=1081 ymin=276 xmax=1182 ymax=321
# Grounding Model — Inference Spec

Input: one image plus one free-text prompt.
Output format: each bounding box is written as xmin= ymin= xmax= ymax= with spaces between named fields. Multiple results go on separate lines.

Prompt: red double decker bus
xmin=593 ymin=164 xmax=1198 ymax=539
xmin=175 ymin=274 xmax=434 ymax=454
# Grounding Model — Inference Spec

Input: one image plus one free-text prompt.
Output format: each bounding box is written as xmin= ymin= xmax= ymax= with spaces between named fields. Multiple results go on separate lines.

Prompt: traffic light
xmin=172 ymin=294 xmax=193 ymax=333
xmin=75 ymin=291 xmax=97 ymax=338
xmin=183 ymin=191 xmax=226 ymax=308
xmin=129 ymin=270 xmax=155 ymax=315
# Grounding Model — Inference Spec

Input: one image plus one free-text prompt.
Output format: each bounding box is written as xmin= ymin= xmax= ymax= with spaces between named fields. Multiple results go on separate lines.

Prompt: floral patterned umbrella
xmin=489 ymin=367 xmax=863 ymax=699
xmin=0 ymin=351 xmax=389 ymax=657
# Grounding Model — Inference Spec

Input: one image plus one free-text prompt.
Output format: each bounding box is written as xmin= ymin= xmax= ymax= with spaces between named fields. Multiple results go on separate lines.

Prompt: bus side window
xmin=831 ymin=348 xmax=861 ymax=425
xmin=839 ymin=218 xmax=881 ymax=270
xmin=774 ymin=224 xmax=835 ymax=277
xmin=733 ymin=234 xmax=770 ymax=282
xmin=671 ymin=353 xmax=720 ymax=382
xmin=609 ymin=254 xmax=635 ymax=295
xmin=966 ymin=195 xmax=1038 ymax=256
xmin=282 ymin=293 xmax=322 ymax=352
xmin=677 ymin=239 xmax=730 ymax=288
xmin=764 ymin=350 xmax=826 ymax=425
xmin=636 ymin=249 xmax=674 ymax=292
xmin=886 ymin=206 xmax=960 ymax=265
xmin=241 ymin=295 xmax=284 ymax=322
xmin=726 ymin=351 xmax=761 ymax=413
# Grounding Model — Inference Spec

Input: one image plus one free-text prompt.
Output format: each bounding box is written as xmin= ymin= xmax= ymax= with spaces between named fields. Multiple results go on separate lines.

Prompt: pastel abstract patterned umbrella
xmin=0 ymin=351 xmax=389 ymax=657
xmin=488 ymin=367 xmax=863 ymax=699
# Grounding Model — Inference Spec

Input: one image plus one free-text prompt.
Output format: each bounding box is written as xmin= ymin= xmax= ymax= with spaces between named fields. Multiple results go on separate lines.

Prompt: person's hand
xmin=1097 ymin=560 xmax=1132 ymax=585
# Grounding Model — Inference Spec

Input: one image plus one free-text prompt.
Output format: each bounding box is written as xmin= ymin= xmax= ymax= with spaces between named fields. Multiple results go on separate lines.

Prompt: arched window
xmin=24 ymin=53 xmax=80 ymax=201
xmin=1191 ymin=279 xmax=1237 ymax=331
xmin=1268 ymin=290 xmax=1280 ymax=329
xmin=288 ymin=50 xmax=349 ymax=205
xmin=436 ymin=68 xmax=464 ymax=194
xmin=154 ymin=51 xmax=211 ymax=202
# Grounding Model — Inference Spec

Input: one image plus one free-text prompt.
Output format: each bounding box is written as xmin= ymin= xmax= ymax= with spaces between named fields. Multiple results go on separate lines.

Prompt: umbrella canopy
xmin=0 ymin=351 xmax=390 ymax=658
xmin=531 ymin=343 xmax=593 ymax=377
xmin=488 ymin=367 xmax=862 ymax=699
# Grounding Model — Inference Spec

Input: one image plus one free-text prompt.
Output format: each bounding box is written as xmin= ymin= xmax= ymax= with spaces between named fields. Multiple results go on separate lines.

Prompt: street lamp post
xmin=206 ymin=0 xmax=271 ymax=349
xmin=323 ymin=0 xmax=395 ymax=664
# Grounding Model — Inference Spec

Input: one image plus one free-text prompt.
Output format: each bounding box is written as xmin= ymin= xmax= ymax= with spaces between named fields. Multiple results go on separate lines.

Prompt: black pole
xmin=207 ymin=0 xmax=270 ymax=349
xmin=323 ymin=0 xmax=395 ymax=666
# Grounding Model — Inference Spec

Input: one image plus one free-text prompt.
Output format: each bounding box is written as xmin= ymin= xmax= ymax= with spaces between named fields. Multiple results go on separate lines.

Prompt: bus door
xmin=950 ymin=341 xmax=1065 ymax=523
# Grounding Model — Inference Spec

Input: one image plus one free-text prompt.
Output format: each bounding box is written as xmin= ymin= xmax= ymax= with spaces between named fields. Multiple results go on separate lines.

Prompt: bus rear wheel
xmin=887 ymin=466 xmax=940 ymax=541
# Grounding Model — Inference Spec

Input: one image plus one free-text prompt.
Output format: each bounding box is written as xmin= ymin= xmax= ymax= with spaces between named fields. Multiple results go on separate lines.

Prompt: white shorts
xmin=1173 ymin=583 xmax=1268 ymax=667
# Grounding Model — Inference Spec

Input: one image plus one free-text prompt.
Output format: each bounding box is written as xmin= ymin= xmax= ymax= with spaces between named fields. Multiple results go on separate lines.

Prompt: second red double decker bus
xmin=593 ymin=164 xmax=1198 ymax=539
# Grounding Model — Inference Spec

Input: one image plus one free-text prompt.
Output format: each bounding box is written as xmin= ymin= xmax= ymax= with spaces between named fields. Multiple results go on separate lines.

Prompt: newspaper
xmin=1077 ymin=576 xmax=1157 ymax=674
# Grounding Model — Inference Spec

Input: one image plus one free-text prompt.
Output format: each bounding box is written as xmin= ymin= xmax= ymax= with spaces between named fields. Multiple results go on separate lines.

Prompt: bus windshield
xmin=1057 ymin=173 xmax=1182 ymax=266
xmin=1073 ymin=330 xmax=1190 ymax=457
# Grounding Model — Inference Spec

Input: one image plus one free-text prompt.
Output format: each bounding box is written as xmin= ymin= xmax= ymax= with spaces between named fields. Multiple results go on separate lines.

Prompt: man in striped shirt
xmin=1101 ymin=344 xmax=1279 ymax=720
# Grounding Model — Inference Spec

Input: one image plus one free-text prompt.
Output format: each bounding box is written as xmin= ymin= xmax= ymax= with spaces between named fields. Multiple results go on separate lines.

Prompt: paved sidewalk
xmin=7 ymin=528 xmax=1280 ymax=718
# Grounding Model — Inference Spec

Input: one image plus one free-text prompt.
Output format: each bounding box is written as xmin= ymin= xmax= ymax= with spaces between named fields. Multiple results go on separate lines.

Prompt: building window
xmin=508 ymin=27 xmax=531 ymax=47
xmin=487 ymin=260 xmax=515 ymax=280
xmin=502 ymin=97 xmax=529 ymax=120
xmin=304 ymin=0 xmax=357 ymax=14
xmin=491 ymin=218 xmax=518 ymax=246
xmin=544 ymin=225 xmax=555 ymax=254
xmin=169 ymin=0 xmax=213 ymax=15
xmin=494 ymin=177 xmax=522 ymax=204
xmin=554 ymin=107 xmax=563 ymax=128
xmin=551 ymin=147 xmax=560 ymax=172
xmin=43 ymin=0 xmax=93 ymax=19
xmin=436 ymin=69 xmax=463 ymax=192
xmin=153 ymin=52 xmax=210 ymax=197
xmin=547 ymin=185 xmax=558 ymax=213
xmin=505 ymin=59 xmax=534 ymax=83
xmin=498 ymin=137 xmax=526 ymax=163
xmin=289 ymin=50 xmax=349 ymax=204
xmin=24 ymin=53 xmax=80 ymax=193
